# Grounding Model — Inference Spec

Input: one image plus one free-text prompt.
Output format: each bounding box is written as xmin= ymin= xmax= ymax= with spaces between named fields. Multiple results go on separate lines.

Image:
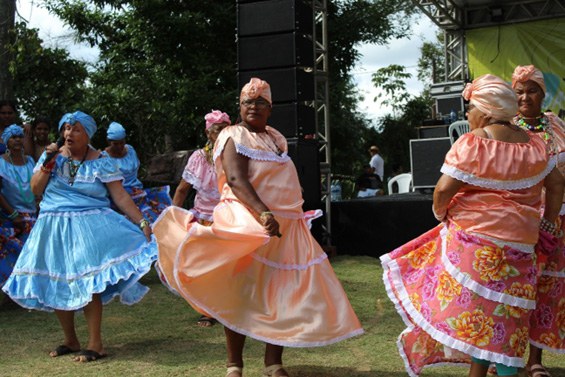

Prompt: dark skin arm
xmin=172 ymin=179 xmax=192 ymax=207
xmin=0 ymin=178 xmax=24 ymax=233
xmin=221 ymin=137 xmax=280 ymax=237
xmin=543 ymin=167 xmax=565 ymax=223
xmin=433 ymin=174 xmax=465 ymax=220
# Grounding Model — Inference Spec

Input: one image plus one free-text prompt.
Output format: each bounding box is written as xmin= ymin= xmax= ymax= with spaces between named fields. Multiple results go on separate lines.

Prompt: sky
xmin=16 ymin=0 xmax=438 ymax=123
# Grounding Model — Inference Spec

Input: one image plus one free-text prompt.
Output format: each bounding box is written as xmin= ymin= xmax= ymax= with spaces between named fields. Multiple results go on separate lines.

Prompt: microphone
xmin=43 ymin=136 xmax=65 ymax=167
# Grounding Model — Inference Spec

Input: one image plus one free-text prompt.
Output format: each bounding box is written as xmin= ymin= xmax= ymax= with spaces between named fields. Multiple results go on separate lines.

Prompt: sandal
xmin=50 ymin=345 xmax=80 ymax=357
xmin=197 ymin=315 xmax=217 ymax=327
xmin=528 ymin=364 xmax=552 ymax=377
xmin=74 ymin=349 xmax=107 ymax=362
xmin=263 ymin=364 xmax=289 ymax=377
xmin=226 ymin=364 xmax=243 ymax=377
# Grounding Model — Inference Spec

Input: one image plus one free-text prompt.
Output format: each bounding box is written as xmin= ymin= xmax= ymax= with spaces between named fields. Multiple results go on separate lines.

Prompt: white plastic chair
xmin=448 ymin=120 xmax=470 ymax=144
xmin=388 ymin=173 xmax=412 ymax=195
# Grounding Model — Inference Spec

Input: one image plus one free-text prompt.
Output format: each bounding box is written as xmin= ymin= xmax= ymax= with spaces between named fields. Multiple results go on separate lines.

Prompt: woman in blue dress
xmin=101 ymin=121 xmax=172 ymax=223
xmin=2 ymin=111 xmax=156 ymax=362
xmin=0 ymin=125 xmax=37 ymax=286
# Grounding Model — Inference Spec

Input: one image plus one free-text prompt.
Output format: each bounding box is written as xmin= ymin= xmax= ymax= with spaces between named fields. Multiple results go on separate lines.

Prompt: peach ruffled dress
xmin=154 ymin=125 xmax=363 ymax=347
xmin=380 ymin=132 xmax=555 ymax=376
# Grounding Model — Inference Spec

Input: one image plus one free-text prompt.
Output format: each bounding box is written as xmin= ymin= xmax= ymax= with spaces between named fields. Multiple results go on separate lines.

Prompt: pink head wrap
xmin=240 ymin=77 xmax=272 ymax=104
xmin=204 ymin=110 xmax=231 ymax=130
xmin=462 ymin=74 xmax=518 ymax=122
xmin=511 ymin=65 xmax=546 ymax=94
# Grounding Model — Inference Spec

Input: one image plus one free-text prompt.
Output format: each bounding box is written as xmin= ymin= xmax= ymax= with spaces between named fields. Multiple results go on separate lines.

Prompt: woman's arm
xmin=172 ymin=180 xmax=192 ymax=207
xmin=221 ymin=138 xmax=280 ymax=237
xmin=30 ymin=143 xmax=59 ymax=196
xmin=106 ymin=180 xmax=151 ymax=241
xmin=543 ymin=167 xmax=565 ymax=223
xmin=432 ymin=174 xmax=465 ymax=221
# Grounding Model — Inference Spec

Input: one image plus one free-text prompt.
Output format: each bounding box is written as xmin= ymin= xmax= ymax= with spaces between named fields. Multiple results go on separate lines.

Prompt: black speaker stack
xmin=236 ymin=0 xmax=321 ymax=210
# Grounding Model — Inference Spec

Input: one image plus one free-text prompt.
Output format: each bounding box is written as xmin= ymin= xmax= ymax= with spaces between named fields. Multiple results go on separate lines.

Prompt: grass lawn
xmin=0 ymin=256 xmax=563 ymax=376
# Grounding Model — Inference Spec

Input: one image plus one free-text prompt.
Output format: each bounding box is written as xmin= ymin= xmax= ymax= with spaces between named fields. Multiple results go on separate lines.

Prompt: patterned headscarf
xmin=240 ymin=78 xmax=272 ymax=105
xmin=58 ymin=113 xmax=72 ymax=131
xmin=462 ymin=74 xmax=518 ymax=122
xmin=68 ymin=111 xmax=97 ymax=139
xmin=511 ymin=65 xmax=546 ymax=94
xmin=204 ymin=110 xmax=231 ymax=130
xmin=1 ymin=124 xmax=24 ymax=144
xmin=107 ymin=121 xmax=127 ymax=140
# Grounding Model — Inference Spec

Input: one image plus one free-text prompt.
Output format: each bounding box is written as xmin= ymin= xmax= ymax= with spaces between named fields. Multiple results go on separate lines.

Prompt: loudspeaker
xmin=409 ymin=137 xmax=451 ymax=189
xmin=237 ymin=0 xmax=313 ymax=36
xmin=238 ymin=68 xmax=314 ymax=102
xmin=238 ymin=32 xmax=314 ymax=70
xmin=417 ymin=125 xmax=448 ymax=139
xmin=269 ymin=103 xmax=315 ymax=137
xmin=430 ymin=81 xmax=465 ymax=117
xmin=287 ymin=139 xmax=320 ymax=210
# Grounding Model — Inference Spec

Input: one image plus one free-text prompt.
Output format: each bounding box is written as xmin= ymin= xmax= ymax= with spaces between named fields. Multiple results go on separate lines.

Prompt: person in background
xmin=170 ymin=109 xmax=230 ymax=327
xmin=512 ymin=64 xmax=565 ymax=377
xmin=101 ymin=121 xmax=172 ymax=223
xmin=154 ymin=78 xmax=363 ymax=377
xmin=368 ymin=145 xmax=384 ymax=181
xmin=380 ymin=74 xmax=564 ymax=377
xmin=355 ymin=164 xmax=383 ymax=197
xmin=0 ymin=100 xmax=18 ymax=154
xmin=0 ymin=125 xmax=37 ymax=288
xmin=29 ymin=117 xmax=52 ymax=162
xmin=2 ymin=111 xmax=157 ymax=362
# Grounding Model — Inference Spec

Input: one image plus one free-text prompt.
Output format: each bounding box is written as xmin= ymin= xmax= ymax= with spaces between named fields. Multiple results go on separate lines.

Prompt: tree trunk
xmin=0 ymin=0 xmax=16 ymax=100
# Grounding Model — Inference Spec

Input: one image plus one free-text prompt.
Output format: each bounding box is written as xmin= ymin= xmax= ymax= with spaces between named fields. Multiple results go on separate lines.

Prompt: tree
xmin=371 ymin=64 xmax=412 ymax=115
xmin=0 ymin=0 xmax=16 ymax=99
xmin=10 ymin=22 xmax=88 ymax=124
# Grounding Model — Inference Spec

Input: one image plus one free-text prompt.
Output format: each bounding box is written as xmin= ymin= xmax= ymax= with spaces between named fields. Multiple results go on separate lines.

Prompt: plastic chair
xmin=448 ymin=120 xmax=470 ymax=144
xmin=388 ymin=173 xmax=412 ymax=195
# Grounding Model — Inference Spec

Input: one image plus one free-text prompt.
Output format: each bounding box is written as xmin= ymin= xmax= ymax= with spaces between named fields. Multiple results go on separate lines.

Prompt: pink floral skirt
xmin=529 ymin=215 xmax=565 ymax=353
xmin=381 ymin=222 xmax=537 ymax=376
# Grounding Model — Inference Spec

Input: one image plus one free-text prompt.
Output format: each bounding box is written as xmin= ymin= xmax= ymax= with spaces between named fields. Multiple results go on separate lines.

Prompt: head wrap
xmin=107 ymin=121 xmax=127 ymax=140
xmin=511 ymin=65 xmax=546 ymax=94
xmin=204 ymin=110 xmax=231 ymax=130
xmin=68 ymin=111 xmax=97 ymax=139
xmin=58 ymin=113 xmax=72 ymax=131
xmin=1 ymin=124 xmax=24 ymax=144
xmin=240 ymin=77 xmax=272 ymax=105
xmin=462 ymin=74 xmax=518 ymax=122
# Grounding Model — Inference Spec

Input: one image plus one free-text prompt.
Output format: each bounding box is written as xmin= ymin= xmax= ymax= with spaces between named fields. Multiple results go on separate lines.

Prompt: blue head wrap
xmin=2 ymin=124 xmax=24 ymax=144
xmin=58 ymin=113 xmax=72 ymax=131
xmin=68 ymin=111 xmax=97 ymax=139
xmin=107 ymin=121 xmax=127 ymax=140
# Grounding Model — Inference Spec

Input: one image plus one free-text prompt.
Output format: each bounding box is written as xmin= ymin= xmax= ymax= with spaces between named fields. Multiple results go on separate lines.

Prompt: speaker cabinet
xmin=269 ymin=103 xmax=315 ymax=137
xmin=238 ymin=32 xmax=314 ymax=70
xmin=287 ymin=139 xmax=320 ymax=210
xmin=238 ymin=68 xmax=314 ymax=102
xmin=237 ymin=0 xmax=313 ymax=36
xmin=409 ymin=137 xmax=452 ymax=189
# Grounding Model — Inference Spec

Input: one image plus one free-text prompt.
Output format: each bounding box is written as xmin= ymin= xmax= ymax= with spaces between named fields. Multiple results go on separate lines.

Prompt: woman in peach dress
xmin=154 ymin=78 xmax=362 ymax=377
xmin=380 ymin=74 xmax=564 ymax=377
xmin=512 ymin=65 xmax=565 ymax=377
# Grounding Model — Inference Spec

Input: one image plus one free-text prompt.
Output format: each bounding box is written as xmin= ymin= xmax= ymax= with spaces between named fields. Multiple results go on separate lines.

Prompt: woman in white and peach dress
xmin=154 ymin=78 xmax=362 ymax=377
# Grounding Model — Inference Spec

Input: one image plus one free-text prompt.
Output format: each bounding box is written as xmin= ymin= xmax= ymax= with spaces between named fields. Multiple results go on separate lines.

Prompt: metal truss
xmin=464 ymin=0 xmax=565 ymax=29
xmin=412 ymin=0 xmax=463 ymax=30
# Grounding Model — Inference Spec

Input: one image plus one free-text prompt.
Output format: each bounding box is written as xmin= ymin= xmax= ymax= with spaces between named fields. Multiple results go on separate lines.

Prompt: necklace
xmin=203 ymin=141 xmax=213 ymax=164
xmin=514 ymin=113 xmax=550 ymax=140
xmin=67 ymin=147 xmax=90 ymax=186
xmin=7 ymin=151 xmax=35 ymax=205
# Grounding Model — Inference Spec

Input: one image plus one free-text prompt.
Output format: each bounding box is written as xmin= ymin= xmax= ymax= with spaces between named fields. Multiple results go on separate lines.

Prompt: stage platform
xmin=330 ymin=193 xmax=438 ymax=257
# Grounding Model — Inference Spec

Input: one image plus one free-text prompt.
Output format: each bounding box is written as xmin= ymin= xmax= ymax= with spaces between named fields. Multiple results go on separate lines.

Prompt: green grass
xmin=0 ymin=256 xmax=563 ymax=376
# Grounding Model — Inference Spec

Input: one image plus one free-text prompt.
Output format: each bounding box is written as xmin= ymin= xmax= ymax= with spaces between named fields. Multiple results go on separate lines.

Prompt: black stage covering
xmin=330 ymin=193 xmax=438 ymax=257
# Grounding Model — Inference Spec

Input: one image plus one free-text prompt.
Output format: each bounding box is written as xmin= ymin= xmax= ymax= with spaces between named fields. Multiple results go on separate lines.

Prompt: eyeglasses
xmin=241 ymin=99 xmax=270 ymax=109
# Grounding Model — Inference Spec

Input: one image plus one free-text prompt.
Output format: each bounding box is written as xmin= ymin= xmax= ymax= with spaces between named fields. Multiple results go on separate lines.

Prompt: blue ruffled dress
xmin=101 ymin=145 xmax=171 ymax=223
xmin=1 ymin=150 xmax=157 ymax=311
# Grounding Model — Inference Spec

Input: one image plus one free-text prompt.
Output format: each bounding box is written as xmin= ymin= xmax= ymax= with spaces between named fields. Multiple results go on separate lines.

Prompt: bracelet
xmin=8 ymin=210 xmax=20 ymax=220
xmin=540 ymin=217 xmax=562 ymax=237
xmin=139 ymin=219 xmax=150 ymax=230
xmin=259 ymin=211 xmax=273 ymax=218
xmin=40 ymin=165 xmax=53 ymax=174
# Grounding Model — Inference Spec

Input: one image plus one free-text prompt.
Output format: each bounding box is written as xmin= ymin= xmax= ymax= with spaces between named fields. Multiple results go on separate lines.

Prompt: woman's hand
xmin=260 ymin=212 xmax=281 ymax=237
xmin=12 ymin=215 xmax=25 ymax=235
xmin=142 ymin=224 xmax=152 ymax=242
xmin=44 ymin=142 xmax=59 ymax=155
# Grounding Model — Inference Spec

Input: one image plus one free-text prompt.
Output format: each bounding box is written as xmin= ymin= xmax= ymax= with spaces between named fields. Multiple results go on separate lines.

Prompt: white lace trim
xmin=250 ymin=252 xmax=328 ymax=271
xmin=188 ymin=208 xmax=214 ymax=222
xmin=380 ymin=253 xmax=416 ymax=329
xmin=529 ymin=339 xmax=565 ymax=354
xmin=440 ymin=227 xmax=535 ymax=309
xmin=559 ymin=204 xmax=565 ymax=216
xmin=441 ymin=155 xmax=556 ymax=190
xmin=213 ymin=139 xmax=291 ymax=163
xmin=38 ymin=208 xmax=113 ymax=219
xmin=382 ymin=257 xmax=525 ymax=368
xmin=182 ymin=170 xmax=204 ymax=192
xmin=467 ymin=232 xmax=534 ymax=254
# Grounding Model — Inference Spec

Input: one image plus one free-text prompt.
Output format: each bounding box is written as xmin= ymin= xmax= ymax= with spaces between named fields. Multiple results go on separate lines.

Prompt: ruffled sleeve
xmin=441 ymin=132 xmax=555 ymax=190
xmin=182 ymin=150 xmax=211 ymax=191
xmin=33 ymin=151 xmax=48 ymax=173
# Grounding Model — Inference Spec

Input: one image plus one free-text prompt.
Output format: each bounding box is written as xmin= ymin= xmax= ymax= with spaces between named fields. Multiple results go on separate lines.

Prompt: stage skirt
xmin=529 ymin=215 xmax=565 ymax=354
xmin=126 ymin=186 xmax=172 ymax=223
xmin=381 ymin=222 xmax=537 ymax=376
xmin=154 ymin=203 xmax=363 ymax=347
xmin=2 ymin=208 xmax=157 ymax=311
